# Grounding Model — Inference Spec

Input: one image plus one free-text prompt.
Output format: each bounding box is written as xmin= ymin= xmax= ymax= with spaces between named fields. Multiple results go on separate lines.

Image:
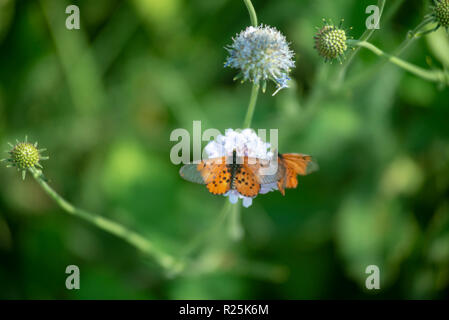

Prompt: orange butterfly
xmin=276 ymin=153 xmax=318 ymax=195
xmin=179 ymin=150 xmax=282 ymax=197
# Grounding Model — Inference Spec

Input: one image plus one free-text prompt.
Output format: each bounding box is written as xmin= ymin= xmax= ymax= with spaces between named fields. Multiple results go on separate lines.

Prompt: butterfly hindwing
xmin=277 ymin=153 xmax=318 ymax=195
xmin=180 ymin=157 xmax=231 ymax=195
xmin=234 ymin=162 xmax=260 ymax=197
xmin=205 ymin=163 xmax=232 ymax=195
xmin=231 ymin=156 xmax=284 ymax=197
xmin=179 ymin=163 xmax=206 ymax=184
xmin=242 ymin=157 xmax=284 ymax=184
xmin=179 ymin=157 xmax=225 ymax=183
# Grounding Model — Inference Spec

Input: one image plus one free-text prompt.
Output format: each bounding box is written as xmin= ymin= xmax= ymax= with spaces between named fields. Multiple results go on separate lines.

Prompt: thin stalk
xmin=348 ymin=39 xmax=448 ymax=85
xmin=181 ymin=201 xmax=232 ymax=256
xmin=229 ymin=202 xmax=244 ymax=241
xmin=28 ymin=167 xmax=184 ymax=274
xmin=343 ymin=17 xmax=438 ymax=89
xmin=382 ymin=0 xmax=405 ymax=23
xmin=241 ymin=0 xmax=260 ymax=129
xmin=243 ymin=0 xmax=258 ymax=27
xmin=395 ymin=16 xmax=436 ymax=56
xmin=243 ymin=84 xmax=260 ymax=128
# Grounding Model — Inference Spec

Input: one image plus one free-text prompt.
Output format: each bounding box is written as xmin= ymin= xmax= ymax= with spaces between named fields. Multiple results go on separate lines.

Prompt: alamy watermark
xmin=65 ymin=265 xmax=80 ymax=290
xmin=365 ymin=265 xmax=380 ymax=290
xmin=366 ymin=5 xmax=380 ymax=30
xmin=65 ymin=5 xmax=80 ymax=30
xmin=169 ymin=121 xmax=280 ymax=175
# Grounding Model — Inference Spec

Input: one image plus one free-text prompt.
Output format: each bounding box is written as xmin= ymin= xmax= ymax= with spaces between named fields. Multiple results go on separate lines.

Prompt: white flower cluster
xmin=225 ymin=25 xmax=295 ymax=95
xmin=204 ymin=129 xmax=278 ymax=207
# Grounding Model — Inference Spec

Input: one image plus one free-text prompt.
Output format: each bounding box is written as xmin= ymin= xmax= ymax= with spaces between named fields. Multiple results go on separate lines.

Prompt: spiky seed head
xmin=2 ymin=137 xmax=48 ymax=179
xmin=314 ymin=21 xmax=348 ymax=62
xmin=434 ymin=0 xmax=449 ymax=28
xmin=11 ymin=142 xmax=40 ymax=170
xmin=224 ymin=25 xmax=295 ymax=95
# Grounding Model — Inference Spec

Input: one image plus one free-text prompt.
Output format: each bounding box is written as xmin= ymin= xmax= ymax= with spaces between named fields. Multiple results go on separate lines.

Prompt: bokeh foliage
xmin=1 ymin=0 xmax=449 ymax=299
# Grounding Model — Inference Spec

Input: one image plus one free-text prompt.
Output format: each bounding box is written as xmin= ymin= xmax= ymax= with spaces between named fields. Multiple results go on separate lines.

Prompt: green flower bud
xmin=314 ymin=19 xmax=351 ymax=63
xmin=434 ymin=0 xmax=449 ymax=29
xmin=1 ymin=137 xmax=48 ymax=179
xmin=11 ymin=142 xmax=40 ymax=169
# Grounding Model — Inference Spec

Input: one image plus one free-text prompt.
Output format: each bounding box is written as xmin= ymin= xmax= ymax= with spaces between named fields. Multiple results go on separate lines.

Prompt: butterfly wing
xmin=233 ymin=157 xmax=283 ymax=197
xmin=233 ymin=163 xmax=261 ymax=197
xmin=179 ymin=157 xmax=231 ymax=195
xmin=245 ymin=156 xmax=285 ymax=184
xmin=179 ymin=163 xmax=206 ymax=184
xmin=204 ymin=162 xmax=232 ymax=195
xmin=277 ymin=153 xmax=318 ymax=195
xmin=281 ymin=153 xmax=318 ymax=176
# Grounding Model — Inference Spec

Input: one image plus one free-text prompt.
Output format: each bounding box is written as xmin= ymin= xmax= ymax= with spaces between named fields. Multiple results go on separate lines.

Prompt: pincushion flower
xmin=225 ymin=25 xmax=295 ymax=95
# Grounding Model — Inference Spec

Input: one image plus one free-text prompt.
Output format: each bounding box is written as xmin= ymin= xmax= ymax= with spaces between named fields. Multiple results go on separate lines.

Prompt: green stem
xmin=181 ymin=201 xmax=232 ymax=256
xmin=28 ymin=167 xmax=184 ymax=275
xmin=395 ymin=16 xmax=435 ymax=56
xmin=243 ymin=84 xmax=260 ymax=128
xmin=241 ymin=0 xmax=260 ymax=129
xmin=348 ymin=39 xmax=448 ymax=85
xmin=229 ymin=202 xmax=244 ymax=241
xmin=343 ymin=17 xmax=437 ymax=89
xmin=243 ymin=0 xmax=258 ymax=27
xmin=382 ymin=0 xmax=405 ymax=23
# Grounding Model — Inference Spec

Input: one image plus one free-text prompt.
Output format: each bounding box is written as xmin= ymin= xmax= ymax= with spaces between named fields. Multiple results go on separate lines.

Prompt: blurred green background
xmin=1 ymin=0 xmax=449 ymax=299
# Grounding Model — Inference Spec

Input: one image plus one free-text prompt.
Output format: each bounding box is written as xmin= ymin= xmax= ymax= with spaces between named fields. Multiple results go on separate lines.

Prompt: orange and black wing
xmin=179 ymin=157 xmax=231 ymax=195
xmin=233 ymin=157 xmax=283 ymax=197
xmin=277 ymin=153 xmax=318 ymax=195
xmin=233 ymin=163 xmax=261 ymax=197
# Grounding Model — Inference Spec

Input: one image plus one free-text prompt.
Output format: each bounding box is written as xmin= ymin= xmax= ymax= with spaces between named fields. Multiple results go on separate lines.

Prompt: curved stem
xmin=348 ymin=39 xmax=448 ymax=85
xmin=181 ymin=200 xmax=232 ymax=256
xmin=395 ymin=16 xmax=435 ymax=56
xmin=243 ymin=0 xmax=258 ymax=27
xmin=243 ymin=84 xmax=260 ymax=128
xmin=382 ymin=0 xmax=405 ymax=23
xmin=28 ymin=167 xmax=184 ymax=275
xmin=343 ymin=17 xmax=438 ymax=90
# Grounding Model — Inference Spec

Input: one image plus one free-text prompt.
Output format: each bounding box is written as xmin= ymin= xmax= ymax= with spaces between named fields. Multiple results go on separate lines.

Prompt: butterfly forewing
xmin=180 ymin=157 xmax=231 ymax=195
xmin=277 ymin=153 xmax=318 ymax=194
xmin=253 ymin=157 xmax=286 ymax=184
xmin=233 ymin=162 xmax=261 ymax=197
xmin=281 ymin=154 xmax=318 ymax=176
xmin=179 ymin=163 xmax=206 ymax=184
xmin=240 ymin=157 xmax=284 ymax=185
xmin=206 ymin=166 xmax=232 ymax=195
xmin=179 ymin=157 xmax=227 ymax=184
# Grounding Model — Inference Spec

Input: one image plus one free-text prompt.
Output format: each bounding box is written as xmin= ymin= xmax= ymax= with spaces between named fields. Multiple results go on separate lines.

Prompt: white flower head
xmin=204 ymin=128 xmax=278 ymax=207
xmin=225 ymin=25 xmax=295 ymax=96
